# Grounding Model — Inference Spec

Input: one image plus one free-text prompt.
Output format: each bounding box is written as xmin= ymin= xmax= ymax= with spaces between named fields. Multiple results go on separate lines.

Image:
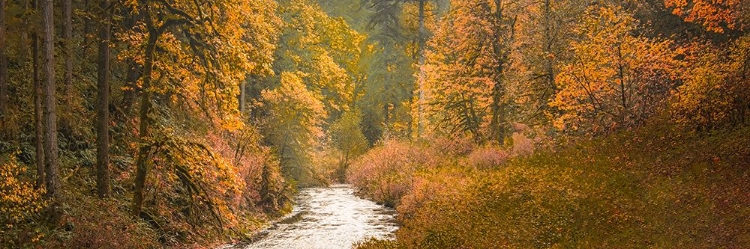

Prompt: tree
xmin=363 ymin=0 xmax=437 ymax=68
xmin=329 ymin=111 xmax=368 ymax=181
xmin=129 ymin=0 xmax=160 ymax=216
xmin=356 ymin=38 xmax=415 ymax=143
xmin=273 ymin=0 xmax=365 ymax=121
xmin=0 ymin=0 xmax=6 ymax=132
xmin=262 ymin=72 xmax=326 ymax=183
xmin=41 ymin=0 xmax=61 ymax=202
xmin=664 ymin=0 xmax=744 ymax=34
xmin=487 ymin=0 xmax=516 ymax=143
xmin=671 ymin=36 xmax=750 ymax=129
xmin=509 ymin=0 xmax=582 ymax=126
xmin=400 ymin=1 xmax=440 ymax=136
xmin=63 ymin=0 xmax=72 ymax=105
xmin=125 ymin=0 xmax=279 ymax=216
xmin=258 ymin=0 xmax=366 ymax=183
xmin=551 ymin=5 xmax=681 ymax=135
xmin=360 ymin=0 xmax=434 ymax=142
xmin=421 ymin=0 xmax=511 ymax=143
xmin=95 ymin=0 xmax=111 ymax=198
xmin=32 ymin=0 xmax=44 ymax=189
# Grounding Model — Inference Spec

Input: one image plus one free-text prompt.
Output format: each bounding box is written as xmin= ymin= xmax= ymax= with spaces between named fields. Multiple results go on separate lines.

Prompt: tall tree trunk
xmin=63 ymin=0 xmax=72 ymax=105
xmin=0 ymin=0 xmax=7 ymax=130
xmin=96 ymin=0 xmax=111 ymax=198
xmin=132 ymin=4 xmax=158 ymax=216
xmin=416 ymin=0 xmax=426 ymax=137
xmin=19 ymin=0 xmax=29 ymax=65
xmin=33 ymin=13 xmax=45 ymax=189
xmin=489 ymin=0 xmax=507 ymax=143
xmin=543 ymin=0 xmax=555 ymax=94
xmin=42 ymin=0 xmax=61 ymax=201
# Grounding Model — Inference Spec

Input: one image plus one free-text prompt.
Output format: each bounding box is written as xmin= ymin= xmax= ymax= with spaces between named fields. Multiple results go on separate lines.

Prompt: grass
xmin=354 ymin=123 xmax=750 ymax=248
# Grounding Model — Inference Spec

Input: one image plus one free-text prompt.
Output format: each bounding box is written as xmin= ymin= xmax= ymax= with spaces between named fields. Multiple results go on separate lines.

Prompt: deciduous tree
xmin=421 ymin=0 xmax=513 ymax=143
xmin=123 ymin=0 xmax=280 ymax=216
xmin=262 ymin=72 xmax=326 ymax=182
xmin=671 ymin=36 xmax=750 ymax=129
xmin=664 ymin=0 xmax=745 ymax=34
xmin=551 ymin=5 xmax=681 ymax=135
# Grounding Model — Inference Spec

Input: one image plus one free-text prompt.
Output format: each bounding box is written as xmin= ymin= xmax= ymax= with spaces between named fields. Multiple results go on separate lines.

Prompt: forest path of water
xmin=224 ymin=184 xmax=398 ymax=249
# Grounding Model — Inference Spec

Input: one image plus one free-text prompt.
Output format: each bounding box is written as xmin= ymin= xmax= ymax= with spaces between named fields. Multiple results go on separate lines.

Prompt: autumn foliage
xmin=346 ymin=140 xmax=440 ymax=207
xmin=664 ymin=0 xmax=745 ymax=33
xmin=1 ymin=0 xmax=749 ymax=247
xmin=671 ymin=37 xmax=750 ymax=129
xmin=352 ymin=124 xmax=750 ymax=248
xmin=1 ymin=0 xmax=290 ymax=246
xmin=350 ymin=0 xmax=750 ymax=247
xmin=552 ymin=5 xmax=682 ymax=135
xmin=0 ymin=155 xmax=46 ymax=245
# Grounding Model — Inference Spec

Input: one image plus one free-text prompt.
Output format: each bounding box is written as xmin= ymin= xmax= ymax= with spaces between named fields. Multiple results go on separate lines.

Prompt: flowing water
xmin=226 ymin=184 xmax=398 ymax=249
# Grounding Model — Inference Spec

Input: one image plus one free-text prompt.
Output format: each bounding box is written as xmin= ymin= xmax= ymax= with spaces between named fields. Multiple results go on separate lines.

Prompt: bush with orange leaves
xmin=346 ymin=140 xmax=441 ymax=207
xmin=397 ymin=166 xmax=477 ymax=221
xmin=464 ymin=146 xmax=509 ymax=170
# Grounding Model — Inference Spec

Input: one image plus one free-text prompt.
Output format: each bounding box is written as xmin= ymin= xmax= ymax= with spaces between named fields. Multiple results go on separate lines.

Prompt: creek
xmin=225 ymin=184 xmax=398 ymax=249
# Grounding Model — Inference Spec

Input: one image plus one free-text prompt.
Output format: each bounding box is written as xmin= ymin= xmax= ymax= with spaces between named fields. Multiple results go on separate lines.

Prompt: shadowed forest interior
xmin=0 ymin=0 xmax=749 ymax=248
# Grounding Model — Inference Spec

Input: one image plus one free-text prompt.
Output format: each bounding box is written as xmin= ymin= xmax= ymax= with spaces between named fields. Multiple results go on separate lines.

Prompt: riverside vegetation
xmin=351 ymin=121 xmax=750 ymax=248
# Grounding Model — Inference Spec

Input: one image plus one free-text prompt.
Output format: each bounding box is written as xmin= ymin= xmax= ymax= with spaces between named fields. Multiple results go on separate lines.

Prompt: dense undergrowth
xmin=0 ymin=126 xmax=293 ymax=248
xmin=351 ymin=123 xmax=750 ymax=248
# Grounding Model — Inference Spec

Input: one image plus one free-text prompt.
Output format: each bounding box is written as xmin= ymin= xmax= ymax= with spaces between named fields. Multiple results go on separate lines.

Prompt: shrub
xmin=0 ymin=154 xmax=47 ymax=246
xmin=397 ymin=167 xmax=475 ymax=220
xmin=346 ymin=140 xmax=439 ymax=207
xmin=53 ymin=193 xmax=159 ymax=249
xmin=465 ymin=146 xmax=508 ymax=169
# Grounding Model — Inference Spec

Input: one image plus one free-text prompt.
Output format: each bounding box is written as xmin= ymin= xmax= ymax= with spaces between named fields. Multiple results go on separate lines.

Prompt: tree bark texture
xmin=96 ymin=0 xmax=112 ymax=198
xmin=42 ymin=0 xmax=61 ymax=200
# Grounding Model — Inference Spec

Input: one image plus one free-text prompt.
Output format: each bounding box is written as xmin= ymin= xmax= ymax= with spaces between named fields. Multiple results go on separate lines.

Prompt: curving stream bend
xmin=225 ymin=184 xmax=398 ymax=249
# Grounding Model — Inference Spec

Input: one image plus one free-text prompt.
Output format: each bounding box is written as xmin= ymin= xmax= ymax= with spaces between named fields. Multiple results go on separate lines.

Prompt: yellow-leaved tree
xmin=551 ymin=5 xmax=682 ymax=135
xmin=671 ymin=36 xmax=750 ymax=129
xmin=421 ymin=0 xmax=514 ymax=143
xmin=262 ymin=72 xmax=327 ymax=185
xmin=118 ymin=0 xmax=281 ymax=233
xmin=273 ymin=0 xmax=365 ymax=119
xmin=258 ymin=0 xmax=366 ymax=185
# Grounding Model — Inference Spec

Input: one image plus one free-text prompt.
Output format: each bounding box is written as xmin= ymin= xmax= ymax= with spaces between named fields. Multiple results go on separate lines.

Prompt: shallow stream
xmin=228 ymin=184 xmax=398 ymax=249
